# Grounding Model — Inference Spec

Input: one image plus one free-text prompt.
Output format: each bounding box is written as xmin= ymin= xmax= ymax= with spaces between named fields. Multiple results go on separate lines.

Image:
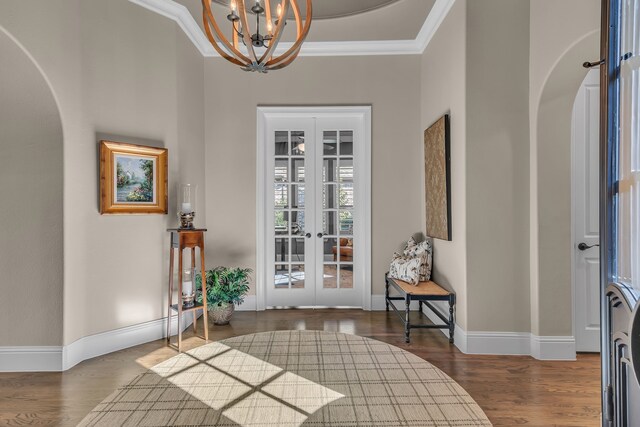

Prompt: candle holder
xmin=178 ymin=184 xmax=197 ymax=229
xmin=179 ymin=211 xmax=196 ymax=229
xmin=181 ymin=267 xmax=196 ymax=308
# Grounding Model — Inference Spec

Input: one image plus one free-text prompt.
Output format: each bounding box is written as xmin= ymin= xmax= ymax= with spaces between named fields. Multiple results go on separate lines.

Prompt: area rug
xmin=79 ymin=330 xmax=492 ymax=426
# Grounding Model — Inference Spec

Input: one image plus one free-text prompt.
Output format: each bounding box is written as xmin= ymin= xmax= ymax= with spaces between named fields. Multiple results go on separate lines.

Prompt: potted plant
xmin=196 ymin=266 xmax=251 ymax=325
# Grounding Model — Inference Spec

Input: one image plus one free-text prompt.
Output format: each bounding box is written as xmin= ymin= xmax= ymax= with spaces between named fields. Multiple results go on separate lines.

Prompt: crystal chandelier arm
xmin=258 ymin=0 xmax=289 ymax=63
xmin=266 ymin=0 xmax=311 ymax=68
xmin=202 ymin=0 xmax=251 ymax=65
xmin=236 ymin=0 xmax=258 ymax=64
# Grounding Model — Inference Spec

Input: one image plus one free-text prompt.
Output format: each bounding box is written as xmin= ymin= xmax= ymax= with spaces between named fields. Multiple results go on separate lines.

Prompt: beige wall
xmin=0 ymin=0 xmax=205 ymax=346
xmin=0 ymin=30 xmax=64 ymax=346
xmin=529 ymin=0 xmax=600 ymax=336
xmin=204 ymin=55 xmax=422 ymax=297
xmin=465 ymin=0 xmax=530 ymax=332
xmin=420 ymin=0 xmax=468 ymax=329
xmin=0 ymin=0 xmax=606 ymax=352
xmin=419 ymin=0 xmax=531 ymax=333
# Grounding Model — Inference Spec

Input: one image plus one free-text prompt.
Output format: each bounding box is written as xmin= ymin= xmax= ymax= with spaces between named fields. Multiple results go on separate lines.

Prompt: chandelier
xmin=202 ymin=0 xmax=312 ymax=73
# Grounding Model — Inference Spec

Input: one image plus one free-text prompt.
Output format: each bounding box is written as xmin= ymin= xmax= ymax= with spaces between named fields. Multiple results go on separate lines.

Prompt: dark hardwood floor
xmin=0 ymin=310 xmax=600 ymax=426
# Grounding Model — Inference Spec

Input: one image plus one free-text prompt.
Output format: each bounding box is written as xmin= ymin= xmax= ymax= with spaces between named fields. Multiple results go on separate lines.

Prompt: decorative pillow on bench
xmin=388 ymin=252 xmax=423 ymax=285
xmin=404 ymin=236 xmax=433 ymax=281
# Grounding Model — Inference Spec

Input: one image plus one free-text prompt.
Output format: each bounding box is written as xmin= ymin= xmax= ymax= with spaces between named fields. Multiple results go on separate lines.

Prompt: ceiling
xmin=130 ymin=0 xmax=451 ymax=56
xmin=175 ymin=0 xmax=435 ymax=42
xmin=211 ymin=0 xmax=403 ymax=20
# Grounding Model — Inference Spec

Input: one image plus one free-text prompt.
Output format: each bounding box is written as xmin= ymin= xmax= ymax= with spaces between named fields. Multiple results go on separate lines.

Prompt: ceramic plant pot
xmin=208 ymin=302 xmax=234 ymax=326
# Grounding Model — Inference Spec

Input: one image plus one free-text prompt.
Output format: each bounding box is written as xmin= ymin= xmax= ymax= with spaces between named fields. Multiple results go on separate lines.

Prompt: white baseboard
xmin=236 ymin=295 xmax=257 ymax=311
xmin=1 ymin=312 xmax=198 ymax=373
xmin=465 ymin=331 xmax=531 ymax=355
xmin=2 ymin=297 xmax=577 ymax=371
xmin=373 ymin=294 xmax=576 ymax=360
xmin=1 ymin=297 xmax=254 ymax=372
xmin=530 ymin=335 xmax=576 ymax=360
xmin=420 ymin=299 xmax=467 ymax=353
xmin=63 ymin=312 xmax=198 ymax=371
xmin=0 ymin=347 xmax=63 ymax=372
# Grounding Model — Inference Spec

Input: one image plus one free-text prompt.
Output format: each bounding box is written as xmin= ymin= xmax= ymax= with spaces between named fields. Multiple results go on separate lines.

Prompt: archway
xmin=0 ymin=28 xmax=64 ymax=349
xmin=535 ymin=31 xmax=599 ymax=340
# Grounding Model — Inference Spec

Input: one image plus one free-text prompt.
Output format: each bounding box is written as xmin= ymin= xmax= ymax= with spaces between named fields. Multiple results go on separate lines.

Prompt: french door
xmin=257 ymin=107 xmax=371 ymax=309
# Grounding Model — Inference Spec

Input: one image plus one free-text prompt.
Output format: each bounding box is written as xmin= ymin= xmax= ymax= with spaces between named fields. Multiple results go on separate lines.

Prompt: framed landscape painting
xmin=424 ymin=114 xmax=451 ymax=241
xmin=100 ymin=141 xmax=168 ymax=214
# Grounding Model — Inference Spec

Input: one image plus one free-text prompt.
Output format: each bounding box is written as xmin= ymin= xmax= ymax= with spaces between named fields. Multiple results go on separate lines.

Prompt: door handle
xmin=317 ymin=232 xmax=326 ymax=238
xmin=305 ymin=232 xmax=312 ymax=238
xmin=578 ymin=242 xmax=599 ymax=251
xmin=582 ymin=59 xmax=604 ymax=68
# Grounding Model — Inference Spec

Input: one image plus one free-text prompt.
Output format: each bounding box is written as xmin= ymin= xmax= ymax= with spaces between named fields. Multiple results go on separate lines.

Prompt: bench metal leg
xmin=418 ymin=300 xmax=423 ymax=314
xmin=405 ymin=295 xmax=411 ymax=343
xmin=385 ymin=276 xmax=390 ymax=312
xmin=448 ymin=295 xmax=455 ymax=344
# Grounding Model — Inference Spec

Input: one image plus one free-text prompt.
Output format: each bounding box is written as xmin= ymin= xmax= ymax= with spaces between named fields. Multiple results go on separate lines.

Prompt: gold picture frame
xmin=424 ymin=115 xmax=451 ymax=241
xmin=100 ymin=140 xmax=168 ymax=214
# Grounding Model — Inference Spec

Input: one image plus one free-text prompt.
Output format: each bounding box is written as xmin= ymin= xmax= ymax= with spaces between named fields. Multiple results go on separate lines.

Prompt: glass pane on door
xmin=272 ymin=130 xmax=307 ymax=291
xmin=321 ymin=128 xmax=355 ymax=290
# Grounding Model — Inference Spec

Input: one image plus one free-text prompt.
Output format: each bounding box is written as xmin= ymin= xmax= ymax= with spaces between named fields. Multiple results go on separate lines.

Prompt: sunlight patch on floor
xmin=149 ymin=342 xmax=344 ymax=427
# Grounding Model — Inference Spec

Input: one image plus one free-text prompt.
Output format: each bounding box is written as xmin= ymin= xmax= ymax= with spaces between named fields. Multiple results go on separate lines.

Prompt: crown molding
xmin=129 ymin=0 xmax=455 ymax=57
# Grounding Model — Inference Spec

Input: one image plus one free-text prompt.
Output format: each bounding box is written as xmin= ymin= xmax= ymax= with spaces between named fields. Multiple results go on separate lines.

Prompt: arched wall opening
xmin=535 ymin=31 xmax=599 ymax=337
xmin=0 ymin=27 xmax=64 ymax=347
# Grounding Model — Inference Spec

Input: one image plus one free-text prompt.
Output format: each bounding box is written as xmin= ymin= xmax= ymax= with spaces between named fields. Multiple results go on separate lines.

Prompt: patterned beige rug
xmin=79 ymin=331 xmax=492 ymax=426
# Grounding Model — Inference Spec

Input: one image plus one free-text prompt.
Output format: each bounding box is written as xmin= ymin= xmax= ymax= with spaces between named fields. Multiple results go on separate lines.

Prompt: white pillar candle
xmin=182 ymin=280 xmax=193 ymax=296
xmin=181 ymin=202 xmax=192 ymax=213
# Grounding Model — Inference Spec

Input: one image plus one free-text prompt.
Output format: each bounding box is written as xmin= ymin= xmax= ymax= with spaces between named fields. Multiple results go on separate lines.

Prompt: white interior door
xmin=314 ymin=118 xmax=362 ymax=307
xmin=260 ymin=108 xmax=370 ymax=309
xmin=266 ymin=118 xmax=316 ymax=307
xmin=572 ymin=69 xmax=601 ymax=352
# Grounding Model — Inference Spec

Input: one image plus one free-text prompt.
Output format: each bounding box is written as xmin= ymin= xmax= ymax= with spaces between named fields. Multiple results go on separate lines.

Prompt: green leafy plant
xmin=195 ymin=266 xmax=252 ymax=308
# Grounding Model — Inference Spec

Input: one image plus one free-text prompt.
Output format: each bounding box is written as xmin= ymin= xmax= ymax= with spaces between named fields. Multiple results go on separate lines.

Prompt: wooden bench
xmin=385 ymin=273 xmax=455 ymax=344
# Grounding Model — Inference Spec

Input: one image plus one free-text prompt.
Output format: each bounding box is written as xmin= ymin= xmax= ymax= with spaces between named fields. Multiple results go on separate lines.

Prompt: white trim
xmin=530 ymin=335 xmax=577 ymax=361
xmin=256 ymin=106 xmax=372 ymax=310
xmin=0 ymin=347 xmax=63 ymax=372
xmin=372 ymin=294 xmax=576 ymax=360
xmin=256 ymin=108 xmax=267 ymax=311
xmin=62 ymin=313 xmax=197 ymax=370
xmin=236 ymin=295 xmax=257 ymax=311
xmin=361 ymin=109 xmax=373 ymax=310
xmin=414 ymin=0 xmax=456 ymax=52
xmin=127 ymin=0 xmax=456 ymax=58
xmin=0 ymin=313 xmax=197 ymax=372
xmin=465 ymin=331 xmax=532 ymax=356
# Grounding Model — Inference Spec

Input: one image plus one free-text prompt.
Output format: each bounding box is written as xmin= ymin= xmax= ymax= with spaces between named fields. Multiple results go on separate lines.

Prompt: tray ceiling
xmin=176 ymin=0 xmax=435 ymax=42
xmin=211 ymin=0 xmax=403 ymax=20
xmin=129 ymin=0 xmax=453 ymax=56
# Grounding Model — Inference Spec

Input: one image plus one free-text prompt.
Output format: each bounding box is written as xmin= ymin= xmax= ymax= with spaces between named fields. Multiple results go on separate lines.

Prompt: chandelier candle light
xmin=202 ymin=0 xmax=312 ymax=72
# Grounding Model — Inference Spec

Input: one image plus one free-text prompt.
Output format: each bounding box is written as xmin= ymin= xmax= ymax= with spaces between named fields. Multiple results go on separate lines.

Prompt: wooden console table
xmin=167 ymin=228 xmax=208 ymax=351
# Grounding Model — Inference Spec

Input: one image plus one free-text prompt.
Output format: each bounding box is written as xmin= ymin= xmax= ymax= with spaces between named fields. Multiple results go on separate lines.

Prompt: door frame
xmin=256 ymin=106 xmax=372 ymax=311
